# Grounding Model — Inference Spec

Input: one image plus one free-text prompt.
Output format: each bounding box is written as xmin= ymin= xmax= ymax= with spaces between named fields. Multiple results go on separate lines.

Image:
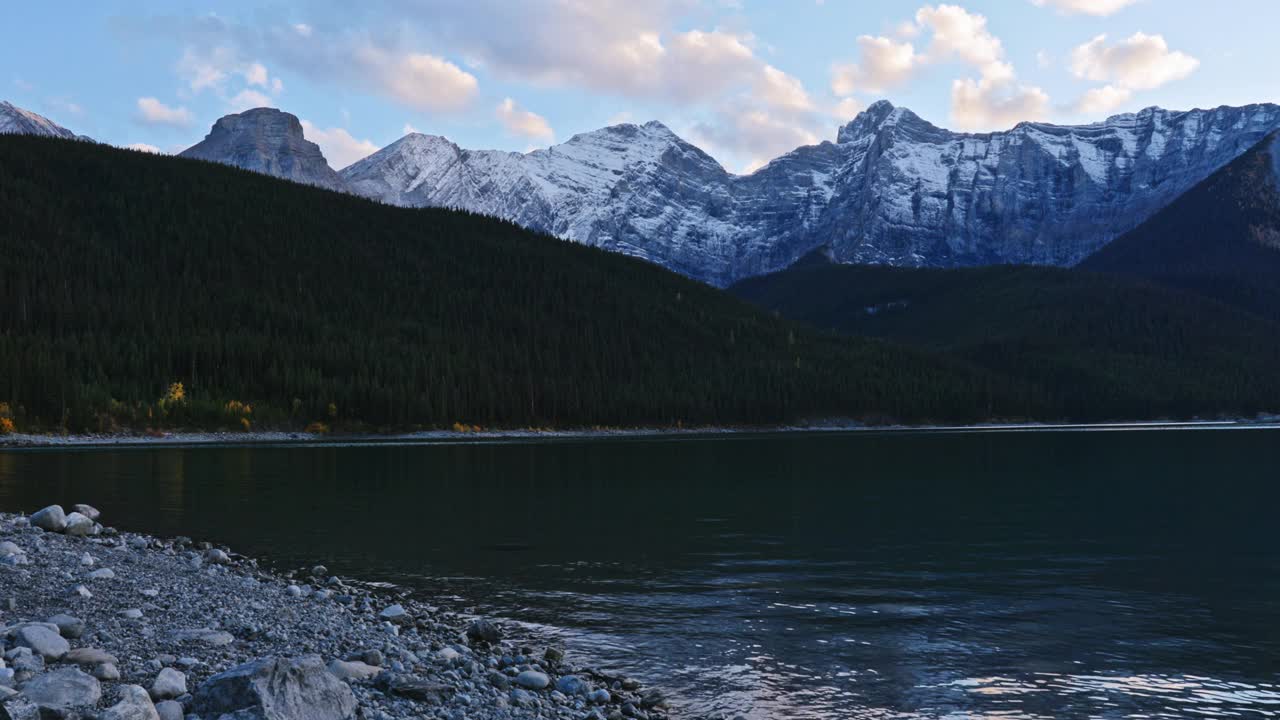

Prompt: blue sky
xmin=5 ymin=1 xmax=1276 ymax=172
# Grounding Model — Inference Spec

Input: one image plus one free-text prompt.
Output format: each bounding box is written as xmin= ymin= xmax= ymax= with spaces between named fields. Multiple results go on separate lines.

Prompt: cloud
xmin=915 ymin=4 xmax=1005 ymax=69
xmin=831 ymin=36 xmax=917 ymax=95
xmin=124 ymin=142 xmax=163 ymax=154
xmin=951 ymin=71 xmax=1051 ymax=130
xmin=299 ymin=120 xmax=380 ymax=169
xmin=607 ymin=111 xmax=634 ymax=125
xmin=227 ymin=89 xmax=274 ymax=112
xmin=136 ymin=97 xmax=194 ymax=128
xmin=1070 ymin=33 xmax=1199 ymax=91
xmin=690 ymin=102 xmax=822 ymax=174
xmin=1031 ymin=0 xmax=1141 ymax=16
xmin=495 ymin=98 xmax=554 ymax=141
xmin=357 ymin=48 xmax=479 ymax=112
xmin=403 ymin=122 xmax=420 ymax=135
xmin=833 ymin=97 xmax=865 ymax=120
xmin=755 ymin=65 xmax=814 ymax=112
xmin=1072 ymin=84 xmax=1133 ymax=114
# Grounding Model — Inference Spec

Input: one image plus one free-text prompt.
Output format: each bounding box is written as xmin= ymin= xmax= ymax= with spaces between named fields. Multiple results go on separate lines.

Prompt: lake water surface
xmin=1 ymin=428 xmax=1278 ymax=719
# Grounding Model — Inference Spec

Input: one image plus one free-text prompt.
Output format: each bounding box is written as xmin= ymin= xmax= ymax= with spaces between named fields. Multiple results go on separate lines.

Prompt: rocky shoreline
xmin=0 ymin=506 xmax=675 ymax=720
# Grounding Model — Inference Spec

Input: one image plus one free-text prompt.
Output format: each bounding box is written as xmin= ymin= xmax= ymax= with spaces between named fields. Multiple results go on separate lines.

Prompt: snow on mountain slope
xmin=342 ymin=101 xmax=1280 ymax=286
xmin=0 ymin=101 xmax=83 ymax=139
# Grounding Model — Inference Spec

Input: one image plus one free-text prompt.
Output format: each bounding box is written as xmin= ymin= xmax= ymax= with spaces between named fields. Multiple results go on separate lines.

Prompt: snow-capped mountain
xmin=180 ymin=108 xmax=345 ymax=192
xmin=342 ymin=101 xmax=1280 ymax=286
xmin=0 ymin=101 xmax=84 ymax=139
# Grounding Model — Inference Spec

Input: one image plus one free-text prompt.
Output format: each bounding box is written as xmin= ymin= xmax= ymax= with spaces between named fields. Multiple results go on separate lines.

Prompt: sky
xmin=5 ymin=0 xmax=1278 ymax=173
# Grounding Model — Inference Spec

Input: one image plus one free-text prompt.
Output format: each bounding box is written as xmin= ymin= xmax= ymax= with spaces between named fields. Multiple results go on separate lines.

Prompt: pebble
xmin=515 ymin=670 xmax=551 ymax=690
xmin=87 ymin=567 xmax=116 ymax=580
xmin=120 ymin=608 xmax=144 ymax=619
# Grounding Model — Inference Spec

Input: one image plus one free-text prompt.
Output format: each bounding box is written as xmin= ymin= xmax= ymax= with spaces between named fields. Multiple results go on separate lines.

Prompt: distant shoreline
xmin=3 ymin=418 xmax=1277 ymax=449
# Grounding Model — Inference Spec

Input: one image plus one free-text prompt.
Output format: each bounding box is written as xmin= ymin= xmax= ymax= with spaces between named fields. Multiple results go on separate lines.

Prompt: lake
xmin=1 ymin=428 xmax=1278 ymax=719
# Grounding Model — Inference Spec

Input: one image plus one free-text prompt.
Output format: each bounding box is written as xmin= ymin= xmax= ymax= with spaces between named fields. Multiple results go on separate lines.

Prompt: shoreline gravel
xmin=0 ymin=506 xmax=682 ymax=720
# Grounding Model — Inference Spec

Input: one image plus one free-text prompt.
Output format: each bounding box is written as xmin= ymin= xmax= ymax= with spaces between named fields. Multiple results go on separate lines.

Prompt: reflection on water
xmin=1 ymin=429 xmax=1278 ymax=719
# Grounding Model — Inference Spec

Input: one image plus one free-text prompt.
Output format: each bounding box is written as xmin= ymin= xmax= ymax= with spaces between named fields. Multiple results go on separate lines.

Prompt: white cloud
xmin=124 ymin=143 xmax=163 ymax=154
xmin=1073 ymin=84 xmax=1133 ymax=114
xmin=227 ymin=89 xmax=274 ymax=112
xmin=244 ymin=62 xmax=269 ymax=87
xmin=293 ymin=23 xmax=312 ymax=37
xmin=1031 ymin=0 xmax=1141 ymax=16
xmin=354 ymin=46 xmax=479 ymax=112
xmin=691 ymin=104 xmax=822 ymax=175
xmin=496 ymin=98 xmax=554 ymax=141
xmin=755 ymin=65 xmax=814 ymax=112
xmin=136 ymin=97 xmax=194 ymax=128
xmin=916 ymin=4 xmax=1004 ymax=69
xmin=607 ymin=111 xmax=634 ymax=125
xmin=831 ymin=36 xmax=917 ymax=95
xmin=299 ymin=120 xmax=380 ymax=169
xmin=951 ymin=73 xmax=1050 ymax=130
xmin=1070 ymin=33 xmax=1200 ymax=91
xmin=833 ymin=97 xmax=865 ymax=120
xmin=403 ymin=122 xmax=420 ymax=135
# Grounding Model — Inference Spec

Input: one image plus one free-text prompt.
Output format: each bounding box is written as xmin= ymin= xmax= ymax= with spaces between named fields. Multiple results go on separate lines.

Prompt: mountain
xmin=179 ymin=108 xmax=345 ymax=191
xmin=731 ymin=261 xmax=1280 ymax=419
xmin=1080 ymin=131 xmax=1280 ymax=320
xmin=341 ymin=101 xmax=1280 ymax=286
xmin=0 ymin=100 xmax=83 ymax=139
xmin=0 ymin=134 xmax=1033 ymax=432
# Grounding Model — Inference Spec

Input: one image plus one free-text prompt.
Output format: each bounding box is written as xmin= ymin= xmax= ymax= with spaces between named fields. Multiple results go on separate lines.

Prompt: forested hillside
xmin=0 ymin=136 xmax=1034 ymax=433
xmin=1081 ymin=132 xmax=1280 ymax=321
xmin=732 ymin=262 xmax=1280 ymax=419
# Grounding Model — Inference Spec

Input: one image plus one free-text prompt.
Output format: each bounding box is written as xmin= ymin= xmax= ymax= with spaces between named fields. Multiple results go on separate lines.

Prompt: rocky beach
xmin=0 ymin=505 xmax=674 ymax=720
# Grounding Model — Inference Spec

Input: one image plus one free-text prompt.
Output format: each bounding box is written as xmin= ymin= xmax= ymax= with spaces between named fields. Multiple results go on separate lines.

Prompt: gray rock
xmin=556 ymin=675 xmax=589 ymax=696
xmin=87 ymin=568 xmax=116 ymax=580
xmin=19 ymin=667 xmax=101 ymax=709
xmin=14 ymin=625 xmax=69 ymax=661
xmin=71 ymin=504 xmax=101 ymax=521
xmin=179 ymin=109 xmax=347 ymax=192
xmin=192 ymin=655 xmax=356 ymax=720
xmin=29 ymin=505 xmax=67 ymax=532
xmin=153 ymin=696 xmax=184 ymax=717
xmin=377 ymin=604 xmax=412 ymax=626
xmin=325 ymin=660 xmax=380 ymax=684
xmin=383 ymin=677 xmax=453 ymax=704
xmin=92 ymin=663 xmax=121 ymax=681
xmin=589 ymin=688 xmax=612 ymax=704
xmin=486 ymin=670 xmax=509 ymax=690
xmin=99 ymin=684 xmax=160 ymax=720
xmin=514 ymin=670 xmax=549 ymax=690
xmin=70 ymin=584 xmax=92 ymax=599
xmin=150 ymin=668 xmax=187 ymax=700
xmin=46 ymin=613 xmax=84 ymax=639
xmin=465 ymin=619 xmax=501 ymax=644
xmin=0 ymin=698 xmax=39 ymax=720
xmin=154 ymin=700 xmax=184 ymax=720
xmin=63 ymin=512 xmax=94 ymax=536
xmin=63 ymin=648 xmax=117 ymax=666
xmin=204 ymin=549 xmax=230 ymax=565
xmin=0 ymin=541 xmax=22 ymax=558
xmin=120 ymin=608 xmax=144 ymax=620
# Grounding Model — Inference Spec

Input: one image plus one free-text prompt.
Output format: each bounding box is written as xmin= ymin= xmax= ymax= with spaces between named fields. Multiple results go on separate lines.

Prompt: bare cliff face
xmin=341 ymin=102 xmax=1280 ymax=286
xmin=179 ymin=108 xmax=345 ymax=192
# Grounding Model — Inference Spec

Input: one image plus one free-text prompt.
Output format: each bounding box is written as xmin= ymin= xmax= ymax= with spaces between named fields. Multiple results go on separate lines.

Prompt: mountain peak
xmin=0 ymin=100 xmax=82 ymax=140
xmin=179 ymin=108 xmax=345 ymax=190
xmin=837 ymin=100 xmax=925 ymax=143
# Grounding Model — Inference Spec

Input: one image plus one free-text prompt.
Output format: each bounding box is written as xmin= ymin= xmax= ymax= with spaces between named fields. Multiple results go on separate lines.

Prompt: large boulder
xmin=19 ymin=667 xmax=101 ymax=710
xmin=63 ymin=512 xmax=95 ymax=537
xmin=149 ymin=668 xmax=186 ymax=701
xmin=193 ymin=656 xmax=356 ymax=720
xmin=14 ymin=625 xmax=69 ymax=661
xmin=71 ymin=504 xmax=101 ymax=521
xmin=99 ymin=684 xmax=160 ymax=720
xmin=29 ymin=505 xmax=66 ymax=532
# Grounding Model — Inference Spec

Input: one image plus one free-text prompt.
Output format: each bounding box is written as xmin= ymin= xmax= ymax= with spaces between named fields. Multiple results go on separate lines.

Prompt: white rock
xmin=150 ymin=667 xmax=187 ymax=700
xmin=29 ymin=505 xmax=67 ymax=532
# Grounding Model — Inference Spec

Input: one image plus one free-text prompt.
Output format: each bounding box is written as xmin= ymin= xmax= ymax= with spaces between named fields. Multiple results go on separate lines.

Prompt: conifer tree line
xmin=0 ymin=136 xmax=1040 ymax=433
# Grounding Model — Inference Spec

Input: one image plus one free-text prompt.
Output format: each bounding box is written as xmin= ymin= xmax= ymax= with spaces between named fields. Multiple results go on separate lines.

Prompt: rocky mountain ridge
xmin=340 ymin=101 xmax=1280 ymax=285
